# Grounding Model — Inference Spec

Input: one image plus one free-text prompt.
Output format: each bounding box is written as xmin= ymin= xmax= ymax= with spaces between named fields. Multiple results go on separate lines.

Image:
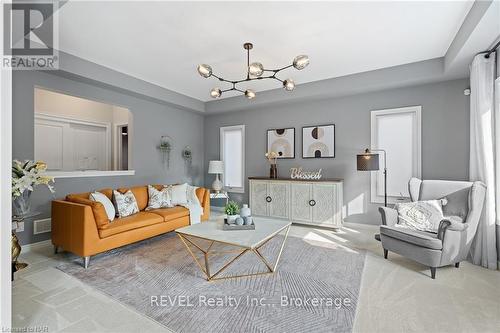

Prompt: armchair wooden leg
xmin=54 ymin=245 xmax=58 ymax=254
xmin=383 ymin=249 xmax=388 ymax=259
xmin=430 ymin=267 xmax=436 ymax=279
xmin=455 ymin=262 xmax=460 ymax=268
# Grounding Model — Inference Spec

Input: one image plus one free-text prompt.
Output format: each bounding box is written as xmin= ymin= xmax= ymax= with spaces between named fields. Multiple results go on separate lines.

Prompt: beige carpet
xmin=57 ymin=232 xmax=366 ymax=333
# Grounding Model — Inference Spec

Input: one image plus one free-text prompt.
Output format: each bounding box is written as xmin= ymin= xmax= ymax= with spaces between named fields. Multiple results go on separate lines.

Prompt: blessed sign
xmin=290 ymin=167 xmax=322 ymax=180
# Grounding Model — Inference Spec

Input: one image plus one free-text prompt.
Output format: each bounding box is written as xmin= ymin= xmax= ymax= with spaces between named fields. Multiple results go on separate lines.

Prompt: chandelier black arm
xmin=263 ymin=64 xmax=294 ymax=73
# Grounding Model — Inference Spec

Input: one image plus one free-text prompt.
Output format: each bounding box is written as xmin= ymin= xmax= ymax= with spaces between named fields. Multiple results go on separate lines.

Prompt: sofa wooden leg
xmin=54 ymin=245 xmax=58 ymax=254
xmin=455 ymin=262 xmax=460 ymax=268
xmin=383 ymin=249 xmax=388 ymax=259
xmin=430 ymin=267 xmax=436 ymax=279
xmin=83 ymin=256 xmax=90 ymax=269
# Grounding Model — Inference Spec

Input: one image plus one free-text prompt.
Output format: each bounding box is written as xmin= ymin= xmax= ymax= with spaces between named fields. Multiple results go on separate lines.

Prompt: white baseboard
xmin=22 ymin=239 xmax=52 ymax=253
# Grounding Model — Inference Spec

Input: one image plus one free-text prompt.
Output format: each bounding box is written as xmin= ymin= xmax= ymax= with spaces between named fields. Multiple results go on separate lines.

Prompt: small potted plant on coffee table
xmin=224 ymin=201 xmax=240 ymax=223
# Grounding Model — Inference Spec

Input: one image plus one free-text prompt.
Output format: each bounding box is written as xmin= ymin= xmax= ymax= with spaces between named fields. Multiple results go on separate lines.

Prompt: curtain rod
xmin=484 ymin=40 xmax=500 ymax=58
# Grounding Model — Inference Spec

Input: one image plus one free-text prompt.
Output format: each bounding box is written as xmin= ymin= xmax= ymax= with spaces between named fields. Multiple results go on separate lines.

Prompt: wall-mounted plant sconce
xmin=158 ymin=136 xmax=173 ymax=168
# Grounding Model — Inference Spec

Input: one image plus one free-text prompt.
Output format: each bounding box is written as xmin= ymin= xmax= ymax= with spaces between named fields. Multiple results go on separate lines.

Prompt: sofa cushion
xmin=148 ymin=206 xmax=189 ymax=222
xmin=98 ymin=212 xmax=164 ymax=238
xmin=66 ymin=188 xmax=113 ymax=200
xmin=117 ymin=186 xmax=148 ymax=211
xmin=66 ymin=195 xmax=109 ymax=228
xmin=380 ymin=225 xmax=443 ymax=250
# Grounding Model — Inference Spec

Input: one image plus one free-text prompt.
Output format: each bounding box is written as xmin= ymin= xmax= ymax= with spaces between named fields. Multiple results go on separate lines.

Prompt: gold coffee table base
xmin=177 ymin=225 xmax=290 ymax=282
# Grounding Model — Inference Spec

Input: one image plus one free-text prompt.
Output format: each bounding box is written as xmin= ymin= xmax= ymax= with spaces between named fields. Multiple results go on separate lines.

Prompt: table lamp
xmin=208 ymin=160 xmax=224 ymax=192
xmin=357 ymin=148 xmax=387 ymax=207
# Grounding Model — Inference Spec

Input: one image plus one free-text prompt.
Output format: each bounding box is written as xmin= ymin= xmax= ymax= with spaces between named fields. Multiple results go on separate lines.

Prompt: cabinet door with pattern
xmin=250 ymin=181 xmax=269 ymax=216
xmin=290 ymin=183 xmax=312 ymax=222
xmin=268 ymin=182 xmax=290 ymax=219
xmin=312 ymin=184 xmax=335 ymax=224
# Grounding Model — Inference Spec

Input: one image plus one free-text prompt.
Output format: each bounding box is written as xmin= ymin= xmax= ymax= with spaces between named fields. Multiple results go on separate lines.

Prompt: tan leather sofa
xmin=51 ymin=185 xmax=210 ymax=268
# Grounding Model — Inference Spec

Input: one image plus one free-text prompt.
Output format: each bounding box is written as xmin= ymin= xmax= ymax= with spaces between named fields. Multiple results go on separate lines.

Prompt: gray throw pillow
xmin=440 ymin=187 xmax=469 ymax=220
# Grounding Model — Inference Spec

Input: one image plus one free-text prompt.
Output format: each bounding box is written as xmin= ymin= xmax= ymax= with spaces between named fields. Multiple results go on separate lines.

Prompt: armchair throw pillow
xmin=395 ymin=199 xmax=446 ymax=233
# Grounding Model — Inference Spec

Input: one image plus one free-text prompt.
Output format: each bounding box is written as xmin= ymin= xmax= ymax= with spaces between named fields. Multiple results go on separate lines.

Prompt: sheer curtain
xmin=469 ymin=52 xmax=498 ymax=269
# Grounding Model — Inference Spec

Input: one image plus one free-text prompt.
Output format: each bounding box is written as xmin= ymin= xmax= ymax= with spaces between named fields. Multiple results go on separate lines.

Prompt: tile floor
xmin=12 ymin=215 xmax=500 ymax=333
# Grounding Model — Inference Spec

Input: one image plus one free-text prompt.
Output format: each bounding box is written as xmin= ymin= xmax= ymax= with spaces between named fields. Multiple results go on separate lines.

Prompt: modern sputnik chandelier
xmin=197 ymin=42 xmax=310 ymax=99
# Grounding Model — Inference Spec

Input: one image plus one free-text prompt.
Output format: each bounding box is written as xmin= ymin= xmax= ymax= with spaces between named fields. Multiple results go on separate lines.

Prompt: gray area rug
xmin=57 ymin=231 xmax=366 ymax=333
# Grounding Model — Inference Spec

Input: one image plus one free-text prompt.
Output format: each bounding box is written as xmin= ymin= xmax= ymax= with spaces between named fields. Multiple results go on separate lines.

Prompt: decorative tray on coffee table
xmin=222 ymin=218 xmax=255 ymax=231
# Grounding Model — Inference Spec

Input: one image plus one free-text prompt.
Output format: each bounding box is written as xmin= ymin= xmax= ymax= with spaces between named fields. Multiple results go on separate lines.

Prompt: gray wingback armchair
xmin=378 ymin=178 xmax=486 ymax=279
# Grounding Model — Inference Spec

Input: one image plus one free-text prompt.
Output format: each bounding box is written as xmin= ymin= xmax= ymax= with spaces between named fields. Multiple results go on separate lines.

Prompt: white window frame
xmin=370 ymin=106 xmax=422 ymax=204
xmin=220 ymin=125 xmax=245 ymax=193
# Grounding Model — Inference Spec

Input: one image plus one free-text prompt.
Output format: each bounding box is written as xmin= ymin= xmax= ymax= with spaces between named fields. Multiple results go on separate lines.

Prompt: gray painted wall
xmin=204 ymin=79 xmax=470 ymax=224
xmin=13 ymin=70 xmax=205 ymax=245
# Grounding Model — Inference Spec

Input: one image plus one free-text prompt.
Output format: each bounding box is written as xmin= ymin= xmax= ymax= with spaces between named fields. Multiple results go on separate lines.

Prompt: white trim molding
xmin=370 ymin=105 xmax=422 ymax=204
xmin=0 ymin=11 xmax=12 ymax=325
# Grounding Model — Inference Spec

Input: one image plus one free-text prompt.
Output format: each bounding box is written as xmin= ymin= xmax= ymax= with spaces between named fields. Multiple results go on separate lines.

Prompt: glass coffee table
xmin=176 ymin=218 xmax=291 ymax=281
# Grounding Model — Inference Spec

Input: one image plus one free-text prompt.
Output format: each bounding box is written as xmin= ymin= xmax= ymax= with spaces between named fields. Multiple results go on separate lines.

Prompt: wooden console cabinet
xmin=249 ymin=177 xmax=343 ymax=229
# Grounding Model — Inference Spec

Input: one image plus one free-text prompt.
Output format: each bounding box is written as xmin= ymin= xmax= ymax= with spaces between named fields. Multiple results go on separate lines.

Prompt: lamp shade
xmin=357 ymin=149 xmax=380 ymax=171
xmin=208 ymin=160 xmax=224 ymax=174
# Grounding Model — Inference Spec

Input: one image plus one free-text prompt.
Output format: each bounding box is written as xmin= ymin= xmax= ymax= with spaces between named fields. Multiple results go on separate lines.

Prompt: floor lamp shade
xmin=356 ymin=148 xmax=387 ymax=207
xmin=357 ymin=151 xmax=380 ymax=171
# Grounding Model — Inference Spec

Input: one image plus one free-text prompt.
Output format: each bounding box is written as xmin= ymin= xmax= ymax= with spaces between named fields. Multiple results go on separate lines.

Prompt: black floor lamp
xmin=357 ymin=148 xmax=387 ymax=207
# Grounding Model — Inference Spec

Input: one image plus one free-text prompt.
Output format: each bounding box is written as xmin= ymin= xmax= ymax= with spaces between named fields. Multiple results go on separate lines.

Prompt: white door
xmin=250 ymin=181 xmax=268 ymax=216
xmin=268 ymin=182 xmax=289 ymax=219
xmin=312 ymin=184 xmax=335 ymax=225
xmin=291 ymin=183 xmax=312 ymax=222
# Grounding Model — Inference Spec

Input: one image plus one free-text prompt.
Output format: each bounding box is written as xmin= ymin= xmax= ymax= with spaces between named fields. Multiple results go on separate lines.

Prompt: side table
xmin=209 ymin=190 xmax=230 ymax=205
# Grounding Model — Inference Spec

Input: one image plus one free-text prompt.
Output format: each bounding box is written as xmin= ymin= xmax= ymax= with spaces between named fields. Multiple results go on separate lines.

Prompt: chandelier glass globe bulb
xmin=197 ymin=64 xmax=212 ymax=78
xmin=293 ymin=55 xmax=309 ymax=70
xmin=245 ymin=89 xmax=256 ymax=99
xmin=210 ymin=88 xmax=222 ymax=98
xmin=249 ymin=62 xmax=264 ymax=77
xmin=283 ymin=79 xmax=295 ymax=91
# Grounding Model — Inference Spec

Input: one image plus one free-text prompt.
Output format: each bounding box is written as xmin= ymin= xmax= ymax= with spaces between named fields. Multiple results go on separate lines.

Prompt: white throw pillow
xmin=89 ymin=191 xmax=115 ymax=222
xmin=169 ymin=183 xmax=188 ymax=206
xmin=145 ymin=185 xmax=173 ymax=210
xmin=395 ymin=199 xmax=446 ymax=233
xmin=113 ymin=190 xmax=139 ymax=218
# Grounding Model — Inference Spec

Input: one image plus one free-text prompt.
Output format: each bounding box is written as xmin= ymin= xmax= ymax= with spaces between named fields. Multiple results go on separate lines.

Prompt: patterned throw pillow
xmin=113 ymin=190 xmax=139 ymax=218
xmin=395 ymin=199 xmax=446 ymax=233
xmin=145 ymin=185 xmax=173 ymax=210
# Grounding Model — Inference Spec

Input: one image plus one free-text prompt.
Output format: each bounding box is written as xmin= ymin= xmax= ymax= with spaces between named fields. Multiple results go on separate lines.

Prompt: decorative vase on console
xmin=265 ymin=151 xmax=279 ymax=179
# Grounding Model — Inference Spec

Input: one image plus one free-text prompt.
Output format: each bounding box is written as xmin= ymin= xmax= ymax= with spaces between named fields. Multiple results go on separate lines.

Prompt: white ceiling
xmin=57 ymin=1 xmax=474 ymax=102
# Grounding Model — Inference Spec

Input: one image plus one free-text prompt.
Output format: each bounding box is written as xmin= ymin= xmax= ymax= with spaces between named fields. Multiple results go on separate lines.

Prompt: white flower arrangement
xmin=12 ymin=160 xmax=55 ymax=198
xmin=265 ymin=151 xmax=279 ymax=165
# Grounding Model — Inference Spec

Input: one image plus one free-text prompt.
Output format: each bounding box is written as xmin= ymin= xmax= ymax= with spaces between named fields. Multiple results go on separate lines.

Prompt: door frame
xmin=0 ymin=54 xmax=12 ymax=328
